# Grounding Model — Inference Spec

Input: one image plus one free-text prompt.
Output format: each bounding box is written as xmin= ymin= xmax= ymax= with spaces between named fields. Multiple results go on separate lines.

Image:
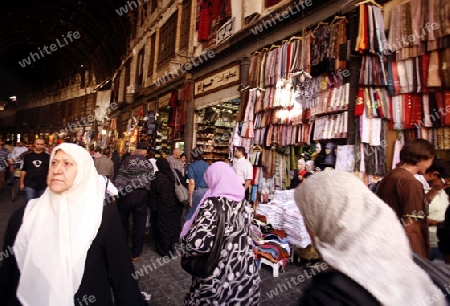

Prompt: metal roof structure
xmin=0 ymin=0 xmax=131 ymax=105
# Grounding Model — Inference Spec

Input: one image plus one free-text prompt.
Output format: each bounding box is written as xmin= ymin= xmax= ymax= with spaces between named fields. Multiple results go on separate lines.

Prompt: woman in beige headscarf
xmin=295 ymin=170 xmax=446 ymax=306
xmin=0 ymin=143 xmax=145 ymax=306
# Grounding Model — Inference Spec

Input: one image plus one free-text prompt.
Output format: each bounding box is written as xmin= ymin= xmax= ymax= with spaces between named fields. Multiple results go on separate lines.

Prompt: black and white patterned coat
xmin=182 ymin=196 xmax=260 ymax=305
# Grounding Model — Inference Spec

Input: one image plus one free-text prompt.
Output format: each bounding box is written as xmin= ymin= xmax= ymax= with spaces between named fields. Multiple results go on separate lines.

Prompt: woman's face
xmin=47 ymin=150 xmax=78 ymax=194
xmin=181 ymin=155 xmax=186 ymax=163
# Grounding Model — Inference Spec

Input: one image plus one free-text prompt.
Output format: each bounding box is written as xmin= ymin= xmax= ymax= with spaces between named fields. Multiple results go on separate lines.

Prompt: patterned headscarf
xmin=180 ymin=161 xmax=244 ymax=238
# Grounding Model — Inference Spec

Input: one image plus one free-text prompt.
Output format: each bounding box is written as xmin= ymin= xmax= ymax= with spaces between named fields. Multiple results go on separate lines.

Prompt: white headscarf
xmin=14 ymin=143 xmax=106 ymax=306
xmin=295 ymin=170 xmax=445 ymax=306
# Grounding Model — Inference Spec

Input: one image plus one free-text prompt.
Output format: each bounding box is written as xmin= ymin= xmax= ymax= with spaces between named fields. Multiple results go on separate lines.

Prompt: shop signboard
xmin=194 ymin=62 xmax=240 ymax=97
xmin=158 ymin=92 xmax=171 ymax=108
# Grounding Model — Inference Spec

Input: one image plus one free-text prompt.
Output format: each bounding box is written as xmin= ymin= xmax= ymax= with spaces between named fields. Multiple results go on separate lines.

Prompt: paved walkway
xmin=0 ymin=186 xmax=313 ymax=305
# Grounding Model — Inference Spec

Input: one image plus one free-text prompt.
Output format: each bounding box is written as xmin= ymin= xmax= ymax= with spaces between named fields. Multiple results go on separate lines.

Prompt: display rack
xmin=155 ymin=108 xmax=171 ymax=157
xmin=194 ymin=101 xmax=239 ymax=163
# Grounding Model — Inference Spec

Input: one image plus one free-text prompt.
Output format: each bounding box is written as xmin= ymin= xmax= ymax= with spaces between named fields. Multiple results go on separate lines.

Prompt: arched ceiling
xmin=0 ymin=0 xmax=132 ymax=105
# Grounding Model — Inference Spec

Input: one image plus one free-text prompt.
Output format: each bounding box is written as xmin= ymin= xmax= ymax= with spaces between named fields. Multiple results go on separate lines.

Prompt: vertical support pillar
xmin=184 ymin=74 xmax=195 ymax=162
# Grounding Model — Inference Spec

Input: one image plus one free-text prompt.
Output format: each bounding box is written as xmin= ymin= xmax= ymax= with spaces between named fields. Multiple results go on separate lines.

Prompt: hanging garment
xmin=259 ymin=49 xmax=267 ymax=89
xmin=355 ymin=4 xmax=368 ymax=53
xmin=373 ymin=89 xmax=383 ymax=118
xmin=422 ymin=53 xmax=430 ymax=92
xmin=445 ymin=92 xmax=450 ymax=126
xmin=442 ymin=48 xmax=450 ymax=88
xmin=429 ymin=92 xmax=440 ymax=127
xmin=411 ymin=94 xmax=423 ymax=128
xmin=435 ymin=92 xmax=446 ymax=126
xmin=248 ymin=53 xmax=260 ymax=89
xmin=422 ymin=94 xmax=433 ymax=127
xmin=372 ymin=6 xmax=387 ymax=54
xmin=198 ymin=0 xmax=213 ymax=42
xmin=427 ymin=50 xmax=442 ymax=88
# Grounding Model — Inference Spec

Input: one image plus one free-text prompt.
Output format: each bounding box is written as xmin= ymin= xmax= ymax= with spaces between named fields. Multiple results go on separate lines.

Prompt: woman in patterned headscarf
xmin=0 ymin=143 xmax=145 ymax=306
xmin=180 ymin=161 xmax=260 ymax=305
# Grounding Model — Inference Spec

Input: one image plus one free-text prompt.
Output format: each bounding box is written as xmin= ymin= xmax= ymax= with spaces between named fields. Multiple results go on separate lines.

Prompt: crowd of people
xmin=0 ymin=137 xmax=450 ymax=305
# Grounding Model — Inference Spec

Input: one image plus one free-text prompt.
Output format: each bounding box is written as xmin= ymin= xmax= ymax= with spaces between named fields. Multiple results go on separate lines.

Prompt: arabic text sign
xmin=194 ymin=63 xmax=240 ymax=97
xmin=216 ymin=18 xmax=234 ymax=45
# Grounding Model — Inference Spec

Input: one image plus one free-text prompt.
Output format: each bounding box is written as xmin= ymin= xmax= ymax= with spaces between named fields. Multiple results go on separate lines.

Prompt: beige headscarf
xmin=14 ymin=143 xmax=106 ymax=306
xmin=295 ymin=170 xmax=445 ymax=306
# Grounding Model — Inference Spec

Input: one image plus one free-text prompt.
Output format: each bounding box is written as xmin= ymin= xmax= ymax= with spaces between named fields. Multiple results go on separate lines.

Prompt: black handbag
xmin=181 ymin=197 xmax=226 ymax=278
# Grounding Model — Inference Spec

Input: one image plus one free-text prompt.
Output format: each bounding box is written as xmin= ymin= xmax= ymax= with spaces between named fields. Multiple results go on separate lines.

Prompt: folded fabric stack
xmin=253 ymin=229 xmax=290 ymax=266
xmin=256 ymin=203 xmax=284 ymax=229
xmin=256 ymin=190 xmax=311 ymax=248
xmin=282 ymin=203 xmax=311 ymax=248
xmin=250 ymin=219 xmax=265 ymax=245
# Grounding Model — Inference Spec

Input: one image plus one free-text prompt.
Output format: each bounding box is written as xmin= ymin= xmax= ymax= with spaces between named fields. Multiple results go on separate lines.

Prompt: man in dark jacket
xmin=114 ymin=142 xmax=154 ymax=261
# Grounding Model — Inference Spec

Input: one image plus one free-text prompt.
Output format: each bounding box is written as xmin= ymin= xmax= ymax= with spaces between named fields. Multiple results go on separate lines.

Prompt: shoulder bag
xmin=181 ymin=197 xmax=226 ymax=278
xmin=413 ymin=252 xmax=450 ymax=303
xmin=173 ymin=169 xmax=189 ymax=205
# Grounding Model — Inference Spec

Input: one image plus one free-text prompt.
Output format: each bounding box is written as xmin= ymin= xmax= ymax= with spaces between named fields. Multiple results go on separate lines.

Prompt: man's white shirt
xmin=233 ymin=157 xmax=253 ymax=184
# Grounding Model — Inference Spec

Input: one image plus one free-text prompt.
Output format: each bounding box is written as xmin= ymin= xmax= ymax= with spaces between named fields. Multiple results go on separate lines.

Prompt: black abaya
xmin=151 ymin=170 xmax=183 ymax=256
xmin=0 ymin=203 xmax=146 ymax=306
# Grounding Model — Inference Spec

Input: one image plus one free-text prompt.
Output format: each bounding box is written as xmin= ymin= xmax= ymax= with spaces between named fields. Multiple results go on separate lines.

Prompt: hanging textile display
xmin=353 ymin=2 xmax=393 ymax=177
xmin=387 ymin=0 xmax=450 ymax=155
xmin=235 ymin=15 xmax=351 ymax=197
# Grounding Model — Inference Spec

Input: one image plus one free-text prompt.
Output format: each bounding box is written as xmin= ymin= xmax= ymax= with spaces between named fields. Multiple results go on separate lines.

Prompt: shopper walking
xmin=167 ymin=147 xmax=184 ymax=178
xmin=0 ymin=143 xmax=145 ymax=306
xmin=19 ymin=138 xmax=50 ymax=203
xmin=185 ymin=152 xmax=209 ymax=221
xmin=376 ymin=138 xmax=436 ymax=258
xmin=233 ymin=146 xmax=253 ymax=200
xmin=110 ymin=147 xmax=121 ymax=180
xmin=7 ymin=141 xmax=27 ymax=184
xmin=150 ymin=158 xmax=183 ymax=256
xmin=114 ymin=142 xmax=154 ymax=261
xmin=93 ymin=147 xmax=114 ymax=179
xmin=0 ymin=139 xmax=9 ymax=190
xmin=147 ymin=149 xmax=158 ymax=172
xmin=295 ymin=170 xmax=445 ymax=306
xmin=420 ymin=159 xmax=450 ymax=260
xmin=180 ymin=162 xmax=260 ymax=305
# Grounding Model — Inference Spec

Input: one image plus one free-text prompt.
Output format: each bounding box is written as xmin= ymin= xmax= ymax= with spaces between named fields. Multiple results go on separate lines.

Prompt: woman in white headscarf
xmin=0 ymin=143 xmax=145 ymax=306
xmin=295 ymin=170 xmax=447 ymax=306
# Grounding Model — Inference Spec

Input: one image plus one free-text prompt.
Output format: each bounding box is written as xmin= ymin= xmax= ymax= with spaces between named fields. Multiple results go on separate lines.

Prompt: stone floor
xmin=0 ymin=186 xmax=313 ymax=305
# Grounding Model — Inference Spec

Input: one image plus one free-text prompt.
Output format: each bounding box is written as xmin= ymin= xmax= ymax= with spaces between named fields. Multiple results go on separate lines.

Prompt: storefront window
xmin=194 ymin=99 xmax=239 ymax=163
